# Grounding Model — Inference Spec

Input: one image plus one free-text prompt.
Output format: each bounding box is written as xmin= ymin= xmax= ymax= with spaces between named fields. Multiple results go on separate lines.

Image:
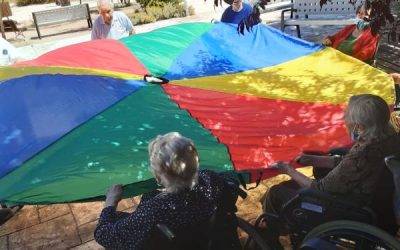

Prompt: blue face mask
xmin=351 ymin=126 xmax=361 ymax=142
xmin=355 ymin=17 xmax=369 ymax=31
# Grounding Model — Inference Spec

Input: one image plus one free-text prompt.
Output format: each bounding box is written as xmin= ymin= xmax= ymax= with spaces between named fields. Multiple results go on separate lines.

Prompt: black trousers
xmin=262 ymin=180 xmax=300 ymax=215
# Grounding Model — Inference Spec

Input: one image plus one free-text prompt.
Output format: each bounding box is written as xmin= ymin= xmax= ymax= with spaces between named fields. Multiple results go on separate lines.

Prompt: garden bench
xmin=261 ymin=0 xmax=293 ymax=13
xmin=248 ymin=0 xmax=293 ymax=14
xmin=375 ymin=18 xmax=400 ymax=73
xmin=373 ymin=18 xmax=400 ymax=108
xmin=1 ymin=1 xmax=26 ymax=40
xmin=376 ymin=42 xmax=400 ymax=73
xmin=281 ymin=0 xmax=362 ymax=37
xmin=32 ymin=3 xmax=92 ymax=39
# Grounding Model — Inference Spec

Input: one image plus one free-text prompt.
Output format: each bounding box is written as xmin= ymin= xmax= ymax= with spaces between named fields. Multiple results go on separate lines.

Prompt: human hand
xmin=105 ymin=184 xmax=123 ymax=208
xmin=391 ymin=73 xmax=400 ymax=85
xmin=322 ymin=38 xmax=332 ymax=46
xmin=295 ymin=153 xmax=317 ymax=166
xmin=271 ymin=161 xmax=293 ymax=174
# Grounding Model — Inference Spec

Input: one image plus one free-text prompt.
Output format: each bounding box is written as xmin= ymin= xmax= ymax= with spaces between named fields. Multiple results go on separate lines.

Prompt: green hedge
xmin=16 ymin=0 xmax=54 ymax=7
xmin=129 ymin=2 xmax=188 ymax=25
xmin=136 ymin=0 xmax=181 ymax=8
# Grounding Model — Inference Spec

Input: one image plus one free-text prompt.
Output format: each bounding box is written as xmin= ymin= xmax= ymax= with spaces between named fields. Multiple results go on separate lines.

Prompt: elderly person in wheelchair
xmin=260 ymin=94 xmax=400 ymax=249
xmin=94 ymin=132 xmax=240 ymax=250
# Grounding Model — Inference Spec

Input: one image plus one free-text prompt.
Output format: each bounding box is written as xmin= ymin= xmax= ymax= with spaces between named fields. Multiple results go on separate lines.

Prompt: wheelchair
xmin=144 ymin=180 xmax=270 ymax=250
xmin=250 ymin=153 xmax=400 ymax=250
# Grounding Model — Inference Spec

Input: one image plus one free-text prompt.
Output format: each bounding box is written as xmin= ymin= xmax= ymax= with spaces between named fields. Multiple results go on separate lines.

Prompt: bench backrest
xmin=247 ymin=0 xmax=291 ymax=5
xmin=294 ymin=0 xmax=364 ymax=18
xmin=247 ymin=0 xmax=293 ymax=13
xmin=33 ymin=4 xmax=90 ymax=26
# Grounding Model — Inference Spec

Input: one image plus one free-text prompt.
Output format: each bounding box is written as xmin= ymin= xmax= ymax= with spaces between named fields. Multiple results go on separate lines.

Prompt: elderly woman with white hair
xmin=94 ymin=132 xmax=235 ymax=249
xmin=262 ymin=94 xmax=400 ymax=236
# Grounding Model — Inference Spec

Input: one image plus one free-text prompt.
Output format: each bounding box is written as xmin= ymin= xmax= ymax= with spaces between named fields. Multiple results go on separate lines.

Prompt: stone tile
xmin=8 ymin=213 xmax=81 ymax=249
xmin=69 ymin=239 xmax=104 ymax=250
xmin=38 ymin=204 xmax=71 ymax=222
xmin=117 ymin=197 xmax=139 ymax=212
xmin=78 ymin=220 xmax=97 ymax=243
xmin=70 ymin=202 xmax=104 ymax=226
xmin=70 ymin=197 xmax=141 ymax=226
xmin=0 ymin=206 xmax=40 ymax=236
xmin=0 ymin=236 xmax=8 ymax=250
xmin=74 ymin=197 xmax=141 ymax=243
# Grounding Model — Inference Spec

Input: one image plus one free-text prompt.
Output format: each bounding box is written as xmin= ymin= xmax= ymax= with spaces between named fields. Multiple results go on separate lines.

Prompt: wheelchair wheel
xmin=236 ymin=217 xmax=271 ymax=250
xmin=301 ymin=220 xmax=400 ymax=250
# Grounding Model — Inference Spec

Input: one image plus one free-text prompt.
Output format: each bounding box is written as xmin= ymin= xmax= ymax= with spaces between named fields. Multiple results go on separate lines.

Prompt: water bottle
xmin=0 ymin=49 xmax=11 ymax=66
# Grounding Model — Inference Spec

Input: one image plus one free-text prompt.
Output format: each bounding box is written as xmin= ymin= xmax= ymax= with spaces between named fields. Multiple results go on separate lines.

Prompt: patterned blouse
xmin=311 ymin=134 xmax=400 ymax=205
xmin=94 ymin=170 xmax=233 ymax=250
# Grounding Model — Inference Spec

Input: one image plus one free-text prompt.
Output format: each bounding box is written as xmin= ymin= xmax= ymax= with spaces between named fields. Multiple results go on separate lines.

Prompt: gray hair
xmin=356 ymin=4 xmax=364 ymax=15
xmin=148 ymin=132 xmax=199 ymax=193
xmin=344 ymin=94 xmax=396 ymax=143
xmin=97 ymin=0 xmax=113 ymax=9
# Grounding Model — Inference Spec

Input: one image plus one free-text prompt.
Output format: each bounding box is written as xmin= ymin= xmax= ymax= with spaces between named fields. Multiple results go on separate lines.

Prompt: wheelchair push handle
xmin=384 ymin=154 xmax=400 ymax=174
xmin=226 ymin=181 xmax=247 ymax=199
xmin=155 ymin=224 xmax=176 ymax=241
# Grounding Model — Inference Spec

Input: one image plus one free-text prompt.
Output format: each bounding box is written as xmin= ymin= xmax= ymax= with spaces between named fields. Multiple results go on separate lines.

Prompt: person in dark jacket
xmin=94 ymin=132 xmax=235 ymax=250
xmin=262 ymin=94 xmax=400 ymax=234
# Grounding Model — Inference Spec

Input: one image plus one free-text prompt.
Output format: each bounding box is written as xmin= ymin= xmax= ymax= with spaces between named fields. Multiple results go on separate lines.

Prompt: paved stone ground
xmin=3 ymin=0 xmax=344 ymax=57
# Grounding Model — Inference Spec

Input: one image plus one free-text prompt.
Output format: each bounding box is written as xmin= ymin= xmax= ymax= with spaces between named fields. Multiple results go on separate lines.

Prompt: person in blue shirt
xmin=221 ymin=0 xmax=253 ymax=24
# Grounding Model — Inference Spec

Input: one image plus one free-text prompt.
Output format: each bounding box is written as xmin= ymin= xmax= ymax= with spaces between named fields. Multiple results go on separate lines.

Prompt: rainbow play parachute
xmin=0 ymin=22 xmax=395 ymax=204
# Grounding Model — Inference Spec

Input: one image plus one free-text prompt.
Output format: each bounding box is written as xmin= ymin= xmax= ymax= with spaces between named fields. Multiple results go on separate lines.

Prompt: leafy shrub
xmin=161 ymin=2 xmax=178 ymax=19
xmin=128 ymin=1 xmax=186 ymax=25
xmin=146 ymin=5 xmax=164 ymax=20
xmin=130 ymin=12 xmax=157 ymax=25
xmin=137 ymin=0 xmax=181 ymax=8
xmin=16 ymin=0 xmax=54 ymax=6
xmin=177 ymin=3 xmax=189 ymax=16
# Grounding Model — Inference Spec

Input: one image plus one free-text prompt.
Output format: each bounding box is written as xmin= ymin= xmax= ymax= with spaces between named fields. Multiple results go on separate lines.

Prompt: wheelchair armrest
xmin=155 ymin=224 xmax=176 ymax=241
xmin=385 ymin=154 xmax=400 ymax=174
xmin=297 ymin=188 xmax=362 ymax=209
xmin=281 ymin=188 xmax=377 ymax=226
xmin=226 ymin=181 xmax=247 ymax=199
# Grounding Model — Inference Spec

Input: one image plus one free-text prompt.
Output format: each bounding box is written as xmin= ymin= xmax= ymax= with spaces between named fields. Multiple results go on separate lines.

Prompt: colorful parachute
xmin=0 ymin=22 xmax=394 ymax=204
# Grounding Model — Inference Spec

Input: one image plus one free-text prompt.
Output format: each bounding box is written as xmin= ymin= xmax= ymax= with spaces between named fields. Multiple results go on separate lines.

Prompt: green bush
xmin=137 ymin=0 xmax=181 ymax=8
xmin=146 ymin=6 xmax=164 ymax=20
xmin=130 ymin=12 xmax=157 ymax=25
xmin=16 ymin=0 xmax=54 ymax=6
xmin=128 ymin=1 xmax=186 ymax=25
xmin=162 ymin=2 xmax=178 ymax=18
